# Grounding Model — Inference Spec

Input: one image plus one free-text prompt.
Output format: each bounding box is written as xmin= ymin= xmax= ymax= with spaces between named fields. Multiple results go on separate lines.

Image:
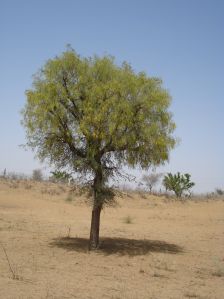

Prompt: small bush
xmin=163 ymin=172 xmax=195 ymax=198
xmin=215 ymin=188 xmax=224 ymax=196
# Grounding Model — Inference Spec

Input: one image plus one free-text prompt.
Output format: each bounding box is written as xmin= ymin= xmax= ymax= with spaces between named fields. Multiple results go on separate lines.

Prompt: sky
xmin=0 ymin=0 xmax=223 ymax=193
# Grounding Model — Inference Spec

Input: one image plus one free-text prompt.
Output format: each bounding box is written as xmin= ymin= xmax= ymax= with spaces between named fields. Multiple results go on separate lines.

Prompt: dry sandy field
xmin=0 ymin=179 xmax=223 ymax=299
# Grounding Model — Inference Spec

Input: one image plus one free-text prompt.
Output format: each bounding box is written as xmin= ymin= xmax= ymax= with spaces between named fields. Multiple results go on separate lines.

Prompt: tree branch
xmin=48 ymin=110 xmax=86 ymax=158
xmin=61 ymin=75 xmax=82 ymax=120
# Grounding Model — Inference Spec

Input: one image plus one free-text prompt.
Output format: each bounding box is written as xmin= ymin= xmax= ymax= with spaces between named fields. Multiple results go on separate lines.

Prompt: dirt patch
xmin=0 ymin=179 xmax=223 ymax=299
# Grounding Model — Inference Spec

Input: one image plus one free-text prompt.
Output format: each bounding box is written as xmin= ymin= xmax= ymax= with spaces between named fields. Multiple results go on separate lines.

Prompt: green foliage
xmin=163 ymin=172 xmax=195 ymax=197
xmin=50 ymin=170 xmax=72 ymax=183
xmin=22 ymin=47 xmax=176 ymax=207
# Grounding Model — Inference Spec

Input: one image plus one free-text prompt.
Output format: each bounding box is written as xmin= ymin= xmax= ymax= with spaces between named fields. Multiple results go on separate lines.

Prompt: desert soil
xmin=0 ymin=179 xmax=223 ymax=299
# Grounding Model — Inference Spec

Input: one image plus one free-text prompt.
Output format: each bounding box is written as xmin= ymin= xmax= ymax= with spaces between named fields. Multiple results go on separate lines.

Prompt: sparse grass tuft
xmin=66 ymin=226 xmax=71 ymax=238
xmin=66 ymin=194 xmax=73 ymax=202
xmin=152 ymin=271 xmax=166 ymax=278
xmin=9 ymin=182 xmax=19 ymax=189
xmin=123 ymin=215 xmax=133 ymax=224
xmin=41 ymin=187 xmax=61 ymax=196
xmin=211 ymin=257 xmax=224 ymax=277
xmin=212 ymin=269 xmax=224 ymax=277
xmin=184 ymin=292 xmax=198 ymax=298
xmin=24 ymin=182 xmax=32 ymax=189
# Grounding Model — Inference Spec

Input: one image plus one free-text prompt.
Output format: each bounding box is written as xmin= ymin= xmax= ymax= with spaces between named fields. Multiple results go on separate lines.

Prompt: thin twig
xmin=0 ymin=242 xmax=17 ymax=279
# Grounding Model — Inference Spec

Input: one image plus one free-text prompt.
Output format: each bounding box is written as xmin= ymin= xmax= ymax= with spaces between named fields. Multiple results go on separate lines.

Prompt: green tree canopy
xmin=22 ymin=48 xmax=176 ymax=249
xmin=163 ymin=172 xmax=195 ymax=197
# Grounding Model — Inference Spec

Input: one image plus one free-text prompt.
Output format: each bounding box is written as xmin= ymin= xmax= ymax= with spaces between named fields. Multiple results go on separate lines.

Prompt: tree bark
xmin=89 ymin=204 xmax=102 ymax=250
xmin=89 ymin=161 xmax=103 ymax=250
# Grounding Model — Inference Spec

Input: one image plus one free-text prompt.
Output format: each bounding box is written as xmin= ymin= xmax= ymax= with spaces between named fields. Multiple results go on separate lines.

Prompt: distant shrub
xmin=7 ymin=172 xmax=28 ymax=180
xmin=32 ymin=169 xmax=43 ymax=181
xmin=163 ymin=172 xmax=195 ymax=198
xmin=215 ymin=188 xmax=224 ymax=196
xmin=142 ymin=172 xmax=162 ymax=193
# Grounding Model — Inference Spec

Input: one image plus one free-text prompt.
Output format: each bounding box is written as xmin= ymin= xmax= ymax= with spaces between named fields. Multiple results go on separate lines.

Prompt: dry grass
xmin=123 ymin=215 xmax=134 ymax=224
xmin=0 ymin=178 xmax=223 ymax=299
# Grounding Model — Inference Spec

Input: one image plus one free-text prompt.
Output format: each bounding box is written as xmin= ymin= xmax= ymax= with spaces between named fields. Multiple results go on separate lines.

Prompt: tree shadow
xmin=50 ymin=237 xmax=183 ymax=256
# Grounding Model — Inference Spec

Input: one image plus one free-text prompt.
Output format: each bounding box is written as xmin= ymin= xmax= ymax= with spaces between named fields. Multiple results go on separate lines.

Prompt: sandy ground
xmin=0 ymin=179 xmax=223 ymax=299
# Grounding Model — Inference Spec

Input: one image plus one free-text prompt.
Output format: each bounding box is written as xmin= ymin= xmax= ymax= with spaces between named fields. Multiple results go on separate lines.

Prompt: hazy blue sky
xmin=0 ymin=0 xmax=223 ymax=192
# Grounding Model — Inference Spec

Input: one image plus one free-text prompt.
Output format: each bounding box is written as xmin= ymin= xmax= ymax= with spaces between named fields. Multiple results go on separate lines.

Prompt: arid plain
xmin=0 ymin=179 xmax=223 ymax=299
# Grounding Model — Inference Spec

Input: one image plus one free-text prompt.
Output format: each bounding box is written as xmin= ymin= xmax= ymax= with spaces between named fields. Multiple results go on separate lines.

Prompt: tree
xmin=215 ymin=188 xmax=224 ymax=196
xmin=32 ymin=169 xmax=43 ymax=181
xmin=22 ymin=48 xmax=176 ymax=249
xmin=163 ymin=172 xmax=195 ymax=197
xmin=142 ymin=172 xmax=162 ymax=193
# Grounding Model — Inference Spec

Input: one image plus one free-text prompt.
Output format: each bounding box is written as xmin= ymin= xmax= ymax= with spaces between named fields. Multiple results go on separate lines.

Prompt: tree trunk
xmin=89 ymin=204 xmax=101 ymax=250
xmin=89 ymin=162 xmax=103 ymax=250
